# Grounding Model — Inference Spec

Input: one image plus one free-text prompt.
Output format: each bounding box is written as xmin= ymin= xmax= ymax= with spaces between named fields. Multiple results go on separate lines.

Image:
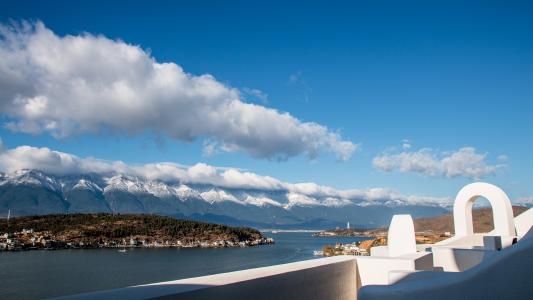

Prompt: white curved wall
xmin=60 ymin=256 xmax=358 ymax=300
xmin=515 ymin=208 xmax=533 ymax=239
xmin=358 ymin=230 xmax=533 ymax=300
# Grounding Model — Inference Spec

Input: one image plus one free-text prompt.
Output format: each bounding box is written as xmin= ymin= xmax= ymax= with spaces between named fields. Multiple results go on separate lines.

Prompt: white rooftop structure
xmin=63 ymin=182 xmax=533 ymax=300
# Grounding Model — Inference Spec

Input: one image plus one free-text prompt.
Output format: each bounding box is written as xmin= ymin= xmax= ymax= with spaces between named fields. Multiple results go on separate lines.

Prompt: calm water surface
xmin=0 ymin=232 xmax=368 ymax=299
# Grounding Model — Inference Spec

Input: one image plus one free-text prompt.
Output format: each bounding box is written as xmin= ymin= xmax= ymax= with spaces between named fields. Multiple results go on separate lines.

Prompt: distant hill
xmin=414 ymin=206 xmax=529 ymax=233
xmin=0 ymin=213 xmax=264 ymax=245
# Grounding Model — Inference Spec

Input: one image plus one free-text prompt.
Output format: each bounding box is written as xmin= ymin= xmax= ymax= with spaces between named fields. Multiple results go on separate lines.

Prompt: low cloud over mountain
xmin=0 ymin=143 xmax=461 ymax=227
xmin=0 ymin=144 xmax=452 ymax=209
xmin=0 ymin=169 xmax=451 ymax=228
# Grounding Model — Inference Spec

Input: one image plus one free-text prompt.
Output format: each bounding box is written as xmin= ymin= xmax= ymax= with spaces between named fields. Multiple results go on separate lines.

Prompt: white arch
xmin=453 ymin=182 xmax=515 ymax=237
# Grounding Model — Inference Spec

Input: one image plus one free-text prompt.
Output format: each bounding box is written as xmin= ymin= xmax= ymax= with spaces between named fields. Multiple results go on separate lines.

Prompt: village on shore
xmin=313 ymin=221 xmax=451 ymax=257
xmin=0 ymin=228 xmax=274 ymax=251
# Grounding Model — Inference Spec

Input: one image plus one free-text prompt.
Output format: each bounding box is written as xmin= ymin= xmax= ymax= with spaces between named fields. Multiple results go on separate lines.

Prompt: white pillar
xmin=388 ymin=214 xmax=416 ymax=257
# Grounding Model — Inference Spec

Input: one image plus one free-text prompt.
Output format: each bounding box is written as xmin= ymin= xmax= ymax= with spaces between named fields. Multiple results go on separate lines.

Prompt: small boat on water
xmin=118 ymin=249 xmax=127 ymax=253
xmin=313 ymin=250 xmax=324 ymax=256
xmin=271 ymin=230 xmax=279 ymax=234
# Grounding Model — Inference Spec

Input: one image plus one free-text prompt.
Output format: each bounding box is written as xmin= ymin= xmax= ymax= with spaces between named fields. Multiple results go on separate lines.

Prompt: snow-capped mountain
xmin=0 ymin=169 xmax=449 ymax=228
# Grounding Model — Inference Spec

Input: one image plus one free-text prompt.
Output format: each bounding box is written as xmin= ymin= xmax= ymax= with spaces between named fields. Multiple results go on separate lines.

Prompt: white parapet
xmin=356 ymin=252 xmax=434 ymax=286
xmin=58 ymin=256 xmax=358 ymax=300
xmin=432 ymin=246 xmax=496 ymax=272
xmin=515 ymin=207 xmax=533 ymax=240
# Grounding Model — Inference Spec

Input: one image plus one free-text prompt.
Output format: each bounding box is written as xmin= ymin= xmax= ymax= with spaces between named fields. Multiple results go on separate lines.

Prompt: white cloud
xmin=401 ymin=139 xmax=412 ymax=150
xmin=200 ymin=190 xmax=243 ymax=205
xmin=516 ymin=197 xmax=533 ymax=206
xmin=288 ymin=71 xmax=311 ymax=102
xmin=241 ymin=87 xmax=268 ymax=103
xmin=0 ymin=143 xmax=453 ymax=208
xmin=373 ymin=147 xmax=505 ymax=179
xmin=497 ymin=154 xmax=508 ymax=162
xmin=0 ymin=21 xmax=356 ymax=161
xmin=202 ymin=140 xmax=218 ymax=157
xmin=244 ymin=195 xmax=283 ymax=207
xmin=286 ymin=192 xmax=322 ymax=208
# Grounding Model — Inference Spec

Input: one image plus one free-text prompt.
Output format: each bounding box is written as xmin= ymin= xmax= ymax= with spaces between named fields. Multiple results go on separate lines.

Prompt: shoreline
xmin=260 ymin=229 xmax=323 ymax=233
xmin=0 ymin=241 xmax=275 ymax=252
xmin=0 ymin=235 xmax=275 ymax=252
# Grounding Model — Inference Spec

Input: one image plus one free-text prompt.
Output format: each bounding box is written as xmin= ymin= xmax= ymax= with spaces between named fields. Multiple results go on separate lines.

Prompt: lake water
xmin=0 ymin=232 xmax=369 ymax=299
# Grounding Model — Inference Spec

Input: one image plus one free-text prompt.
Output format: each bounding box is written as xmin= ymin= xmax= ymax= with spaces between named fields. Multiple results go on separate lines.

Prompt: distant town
xmin=312 ymin=222 xmax=375 ymax=237
xmin=0 ymin=229 xmax=274 ymax=251
xmin=313 ymin=221 xmax=452 ymax=257
xmin=0 ymin=213 xmax=274 ymax=251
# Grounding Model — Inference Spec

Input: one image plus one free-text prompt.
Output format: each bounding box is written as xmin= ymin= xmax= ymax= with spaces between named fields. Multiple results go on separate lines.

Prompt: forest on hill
xmin=0 ymin=213 xmax=272 ymax=250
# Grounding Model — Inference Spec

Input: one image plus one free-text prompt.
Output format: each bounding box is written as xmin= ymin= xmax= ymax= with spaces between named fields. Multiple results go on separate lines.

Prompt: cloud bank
xmin=0 ymin=21 xmax=356 ymax=161
xmin=0 ymin=144 xmax=451 ymax=208
xmin=516 ymin=197 xmax=533 ymax=206
xmin=373 ymin=147 xmax=505 ymax=179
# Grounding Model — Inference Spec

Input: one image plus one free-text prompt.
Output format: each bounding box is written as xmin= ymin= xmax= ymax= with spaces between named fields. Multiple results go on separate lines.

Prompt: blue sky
xmin=1 ymin=1 xmax=532 ymax=201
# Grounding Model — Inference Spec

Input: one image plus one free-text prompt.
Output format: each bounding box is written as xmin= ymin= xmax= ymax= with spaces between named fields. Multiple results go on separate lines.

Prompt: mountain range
xmin=0 ymin=169 xmax=450 ymax=229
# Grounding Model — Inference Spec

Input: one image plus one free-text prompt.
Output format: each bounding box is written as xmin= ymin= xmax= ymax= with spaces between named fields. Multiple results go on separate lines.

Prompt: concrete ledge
xmin=356 ymin=252 xmax=433 ymax=286
xmin=432 ymin=246 xmax=496 ymax=272
xmin=58 ymin=256 xmax=357 ymax=300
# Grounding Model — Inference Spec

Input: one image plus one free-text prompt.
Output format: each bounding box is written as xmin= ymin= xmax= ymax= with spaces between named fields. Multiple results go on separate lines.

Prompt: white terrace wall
xmin=60 ymin=256 xmax=358 ymax=300
xmin=358 ymin=229 xmax=533 ymax=300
